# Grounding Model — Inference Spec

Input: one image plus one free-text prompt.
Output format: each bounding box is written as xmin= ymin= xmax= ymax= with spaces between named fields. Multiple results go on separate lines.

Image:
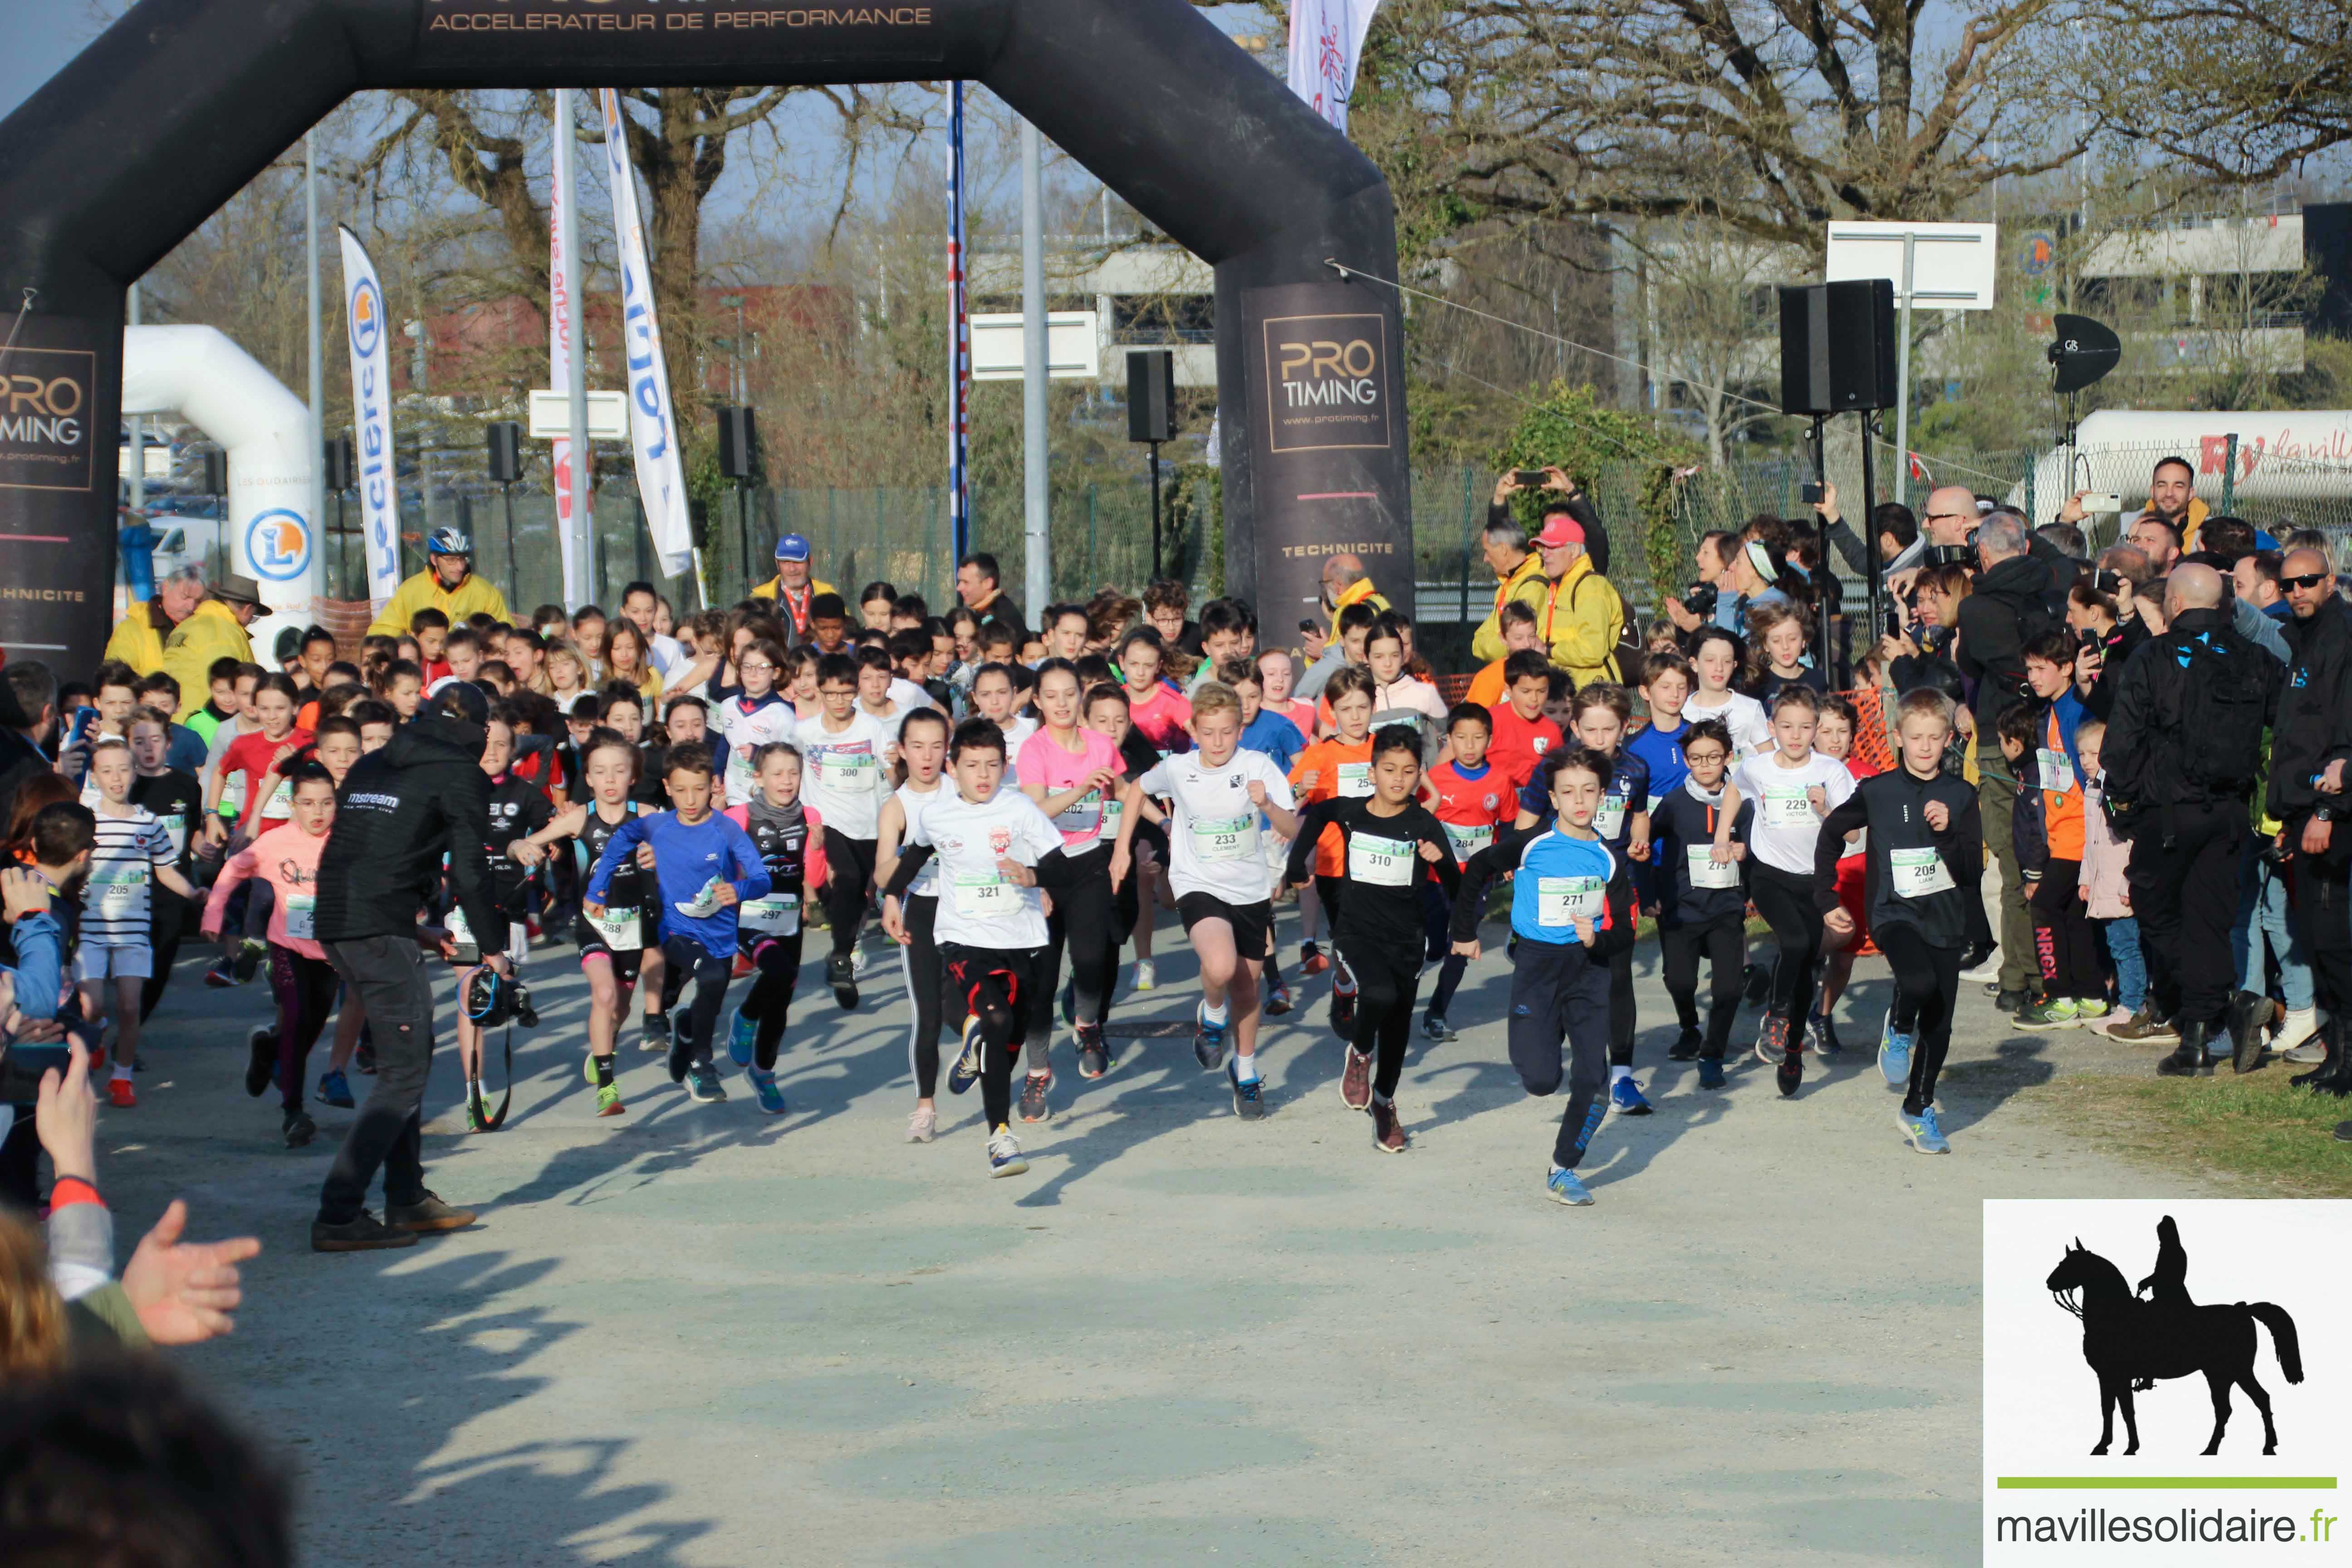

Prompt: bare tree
xmin=1636 ymin=226 xmax=1798 ymax=464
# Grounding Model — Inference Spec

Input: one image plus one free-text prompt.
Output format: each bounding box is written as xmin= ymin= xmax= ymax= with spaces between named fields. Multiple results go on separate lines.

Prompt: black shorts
xmin=578 ymin=942 xmax=645 ymax=987
xmin=1176 ymin=891 xmax=1275 ymax=961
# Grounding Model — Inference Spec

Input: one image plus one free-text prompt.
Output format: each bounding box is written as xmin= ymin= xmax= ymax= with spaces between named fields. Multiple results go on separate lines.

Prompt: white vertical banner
xmin=548 ymin=92 xmax=588 ymax=607
xmin=1286 ymin=0 xmax=1381 ymax=133
xmin=597 ymin=89 xmax=698 ymax=588
xmin=335 ymin=225 xmax=404 ymax=611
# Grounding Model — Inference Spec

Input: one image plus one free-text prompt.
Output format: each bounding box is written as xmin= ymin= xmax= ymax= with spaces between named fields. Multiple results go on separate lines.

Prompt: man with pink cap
xmin=1532 ymin=504 xmax=1626 ymax=688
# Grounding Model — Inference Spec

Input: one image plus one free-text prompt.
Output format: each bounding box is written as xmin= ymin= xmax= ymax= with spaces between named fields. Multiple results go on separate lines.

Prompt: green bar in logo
xmin=1996 ymin=1477 xmax=2338 ymax=1490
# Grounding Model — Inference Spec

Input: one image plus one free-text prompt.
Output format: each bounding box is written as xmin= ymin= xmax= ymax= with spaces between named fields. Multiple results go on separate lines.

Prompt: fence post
xmin=2222 ymin=433 xmax=2239 ymax=515
xmin=1087 ymin=483 xmax=1098 ymax=591
xmin=1458 ymin=465 xmax=1474 ymax=627
xmin=2025 ymin=466 xmax=2036 ymax=529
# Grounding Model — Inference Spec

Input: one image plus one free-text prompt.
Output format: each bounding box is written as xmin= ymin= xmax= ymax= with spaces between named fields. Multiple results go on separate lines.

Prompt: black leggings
xmin=1606 ymin=947 xmax=1636 ymax=1067
xmin=821 ymin=829 xmax=878 ymax=960
xmin=1749 ymin=862 xmax=1825 ymax=1024
xmin=1659 ymin=909 xmax=1745 ymax=1058
xmin=1033 ymin=844 xmax=1118 ymax=1070
xmin=941 ymin=943 xmax=1043 ymax=1131
xmin=1316 ymin=875 xmax=1353 ymax=986
xmin=268 ymin=943 xmax=339 ymax=1110
xmin=1339 ymin=934 xmax=1422 ymax=1101
xmin=660 ymin=935 xmax=733 ymax=1066
xmin=899 ymin=894 xmax=945 ymax=1097
xmin=738 ymin=927 xmax=805 ymax=1070
xmin=139 ymin=893 xmax=186 ymax=1022
xmin=2029 ymin=858 xmax=2102 ymax=1001
xmin=1877 ymin=922 xmax=1961 ymax=1114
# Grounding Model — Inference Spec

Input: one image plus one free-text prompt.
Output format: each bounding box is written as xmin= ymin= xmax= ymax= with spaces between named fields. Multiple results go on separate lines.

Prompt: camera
xmin=1800 ymin=480 xmax=1826 ymax=505
xmin=1923 ymin=543 xmax=1975 ymax=568
xmin=2092 ymin=568 xmax=2126 ymax=596
xmin=1682 ymin=582 xmax=1719 ymax=619
xmin=463 ymin=967 xmax=537 ymax=1029
xmin=2080 ymin=493 xmax=2123 ymax=515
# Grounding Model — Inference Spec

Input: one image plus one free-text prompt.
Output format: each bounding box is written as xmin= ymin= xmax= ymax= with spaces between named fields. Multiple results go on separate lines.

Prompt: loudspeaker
xmin=717 ymin=406 xmax=758 ymax=479
xmin=485 ymin=421 xmax=524 ymax=484
xmin=199 ymin=449 xmax=226 ymax=496
xmin=1127 ymin=351 xmax=1177 ymax=443
xmin=323 ymin=433 xmax=354 ymax=492
xmin=1778 ymin=279 xmax=1897 ymax=415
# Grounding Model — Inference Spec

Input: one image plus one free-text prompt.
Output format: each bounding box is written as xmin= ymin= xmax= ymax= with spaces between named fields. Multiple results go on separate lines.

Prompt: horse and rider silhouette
xmin=2045 ymin=1216 xmax=2303 ymax=1456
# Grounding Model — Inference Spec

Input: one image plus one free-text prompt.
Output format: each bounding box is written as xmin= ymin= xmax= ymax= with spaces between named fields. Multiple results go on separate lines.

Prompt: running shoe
xmin=1807 ymin=1012 xmax=1843 ymax=1060
xmin=1369 ymin=1096 xmax=1407 ymax=1152
xmin=1878 ymin=1009 xmax=1914 ymax=1090
xmin=316 ymin=1068 xmax=354 ymax=1109
xmin=728 ymin=1007 xmax=757 ymax=1067
xmin=947 ymin=1017 xmax=986 ymax=1096
xmin=2013 ymin=996 xmax=2078 ymax=1031
xmin=203 ymin=960 xmax=235 ymax=988
xmin=1264 ymin=980 xmax=1293 ymax=1016
xmin=594 ymin=1082 xmax=625 ymax=1117
xmin=1330 ymin=984 xmax=1356 ymax=1041
xmin=386 ymin=1191 xmax=478 ymax=1233
xmin=1194 ymin=1003 xmax=1228 ymax=1072
xmin=1897 ymin=1104 xmax=1950 ymax=1154
xmin=1060 ymin=978 xmax=1077 ymax=1027
xmin=1131 ymin=958 xmax=1157 ymax=992
xmin=1695 ymin=1057 xmax=1726 ymax=1091
xmin=1339 ymin=1046 xmax=1373 ymax=1111
xmin=747 ymin=1067 xmax=787 ymax=1116
xmin=1230 ymin=1059 xmax=1267 ymax=1121
xmin=1666 ymin=1026 xmax=1702 ymax=1061
xmin=906 ymin=1106 xmax=937 ymax=1143
xmin=2074 ymin=998 xmax=2112 ymax=1024
xmin=666 ymin=1029 xmax=691 ymax=1086
xmin=1421 ymin=1014 xmax=1457 ymax=1043
xmin=1019 ymin=1071 xmax=1053 ymax=1124
xmin=852 ymin=946 xmax=872 ymax=980
xmin=1298 ymin=943 xmax=1329 ymax=976
xmin=1076 ymin=1023 xmax=1110 ymax=1080
xmin=1609 ymin=1077 xmax=1653 ymax=1116
xmin=1959 ymin=945 xmax=2003 ymax=984
xmin=234 ymin=939 xmax=266 ymax=983
xmin=686 ymin=1062 xmax=727 ymax=1102
xmin=283 ymin=1107 xmax=316 ymax=1148
xmin=107 ymin=1078 xmax=135 ymax=1109
xmin=827 ymin=951 xmax=859 ymax=1011
xmin=987 ymin=1124 xmax=1029 ymax=1178
xmin=1776 ymin=1048 xmax=1803 ymax=1098
xmin=2106 ymin=1009 xmax=2177 ymax=1044
xmin=1994 ymin=988 xmax=2030 ymax=1014
xmin=1751 ymin=1011 xmax=1790 ymax=1067
xmin=244 ymin=1025 xmax=277 ymax=1098
xmin=1545 ymin=1166 xmax=1593 ymax=1206
xmin=642 ymin=1011 xmax=672 ymax=1053
xmin=465 ymin=1084 xmax=489 ymax=1132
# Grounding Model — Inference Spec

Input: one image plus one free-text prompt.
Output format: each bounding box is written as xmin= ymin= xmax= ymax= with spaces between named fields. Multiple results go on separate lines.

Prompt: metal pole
xmin=1809 ymin=415 xmax=1834 ymax=679
xmin=2222 ymin=432 xmax=2239 ymax=515
xmin=1857 ymin=411 xmax=1879 ymax=672
xmin=1148 ymin=441 xmax=1162 ymax=578
xmin=1894 ymin=233 xmax=1916 ymax=512
xmin=1020 ymin=118 xmax=1049 ymax=611
xmin=306 ymin=130 xmax=326 ymax=549
xmin=126 ymin=282 xmax=143 ymax=516
xmin=504 ymin=480 xmax=517 ymax=597
xmin=555 ymin=88 xmax=593 ymax=610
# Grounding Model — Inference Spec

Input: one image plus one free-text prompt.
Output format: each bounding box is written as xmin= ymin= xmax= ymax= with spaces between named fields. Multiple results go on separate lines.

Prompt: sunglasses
xmin=2283 ymin=573 xmax=2331 ymax=591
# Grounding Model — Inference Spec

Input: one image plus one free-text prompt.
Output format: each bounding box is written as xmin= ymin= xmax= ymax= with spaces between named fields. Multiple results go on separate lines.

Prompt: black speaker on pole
xmin=199 ymin=449 xmax=226 ymax=496
xmin=485 ymin=420 xmax=524 ymax=484
xmin=1778 ymin=279 xmax=1898 ymax=414
xmin=717 ymin=406 xmax=758 ymax=480
xmin=323 ymin=433 xmax=355 ymax=492
xmin=1126 ymin=350 xmax=1177 ymax=443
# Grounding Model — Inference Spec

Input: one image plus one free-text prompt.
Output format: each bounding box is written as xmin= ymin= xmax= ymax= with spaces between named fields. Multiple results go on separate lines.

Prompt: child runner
xmin=203 ymin=672 xmax=311 ymax=986
xmin=880 ymin=718 xmax=1094 ymax=1176
xmin=1717 ymin=686 xmax=1854 ymax=1096
xmin=795 ymin=650 xmax=897 ymax=1009
xmin=710 ymin=636 xmax=798 ymax=808
xmin=1810 ymin=696 xmax=1878 ymax=1057
xmin=877 ymin=708 xmax=953 ymax=1142
xmin=1646 ymin=720 xmax=1750 ymax=1088
xmin=1112 ymin=681 xmax=1299 ymax=1116
xmin=967 ymin=662 xmax=1040 ymax=777
xmin=78 ymin=737 xmax=198 ymax=1106
xmin=446 ymin=707 xmax=553 ymax=1131
xmin=1627 ymin=652 xmax=1694 ymax=813
xmin=1256 ymin=648 xmax=1316 ymax=740
xmin=205 ymin=760 xmax=338 ymax=1146
xmin=527 ymin=728 xmax=651 ymax=1117
xmin=1449 ymin=748 xmax=1640 ymax=1205
xmin=1744 ymin=603 xmax=1828 ymax=706
xmin=1118 ymin=628 xmax=1192 ymax=753
xmin=1226 ymin=657 xmax=1307 ymax=1016
xmin=584 ymin=743 xmax=772 ymax=1103
xmin=1018 ymin=660 xmax=1128 ymax=1111
xmin=127 ymin=704 xmax=202 ymax=1029
xmin=1464 ymin=602 xmax=1542 ymax=710
xmin=1083 ymin=682 xmax=1169 ymax=999
xmin=1483 ymin=649 xmax=1566 ymax=797
xmin=1283 ymin=724 xmax=1458 ymax=1149
xmin=2011 ymin=630 xmax=2102 ymax=1032
xmin=1816 ymin=690 xmax=1985 ymax=1152
xmin=1685 ymin=628 xmax=1773 ymax=759
xmin=722 ymin=743 xmax=828 ymax=1115
xmin=1289 ymin=664 xmax=1378 ymax=1036
xmin=1419 ymin=702 xmax=1517 ymax=1041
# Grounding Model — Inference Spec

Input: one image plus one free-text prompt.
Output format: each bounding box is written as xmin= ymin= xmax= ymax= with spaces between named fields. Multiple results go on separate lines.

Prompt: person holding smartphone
xmin=1489 ymin=466 xmax=1609 ymax=578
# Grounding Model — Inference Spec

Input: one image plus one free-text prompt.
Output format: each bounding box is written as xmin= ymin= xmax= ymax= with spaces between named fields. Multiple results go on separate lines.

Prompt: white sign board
xmin=528 ymin=388 xmax=631 ymax=441
xmin=1826 ymin=221 xmax=1999 ymax=310
xmin=971 ymin=311 xmax=1100 ymax=381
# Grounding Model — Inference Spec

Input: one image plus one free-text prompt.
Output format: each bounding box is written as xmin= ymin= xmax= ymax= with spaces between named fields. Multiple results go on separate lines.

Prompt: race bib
xmin=1053 ymin=788 xmax=1104 ymax=839
xmin=1536 ymin=874 xmax=1606 ymax=929
xmin=1594 ymin=796 xmax=1627 ymax=839
xmin=2037 ymin=746 xmax=2075 ymax=794
xmin=585 ymin=906 xmax=642 ymax=950
xmin=1889 ymin=846 xmax=1956 ymax=898
xmin=951 ymin=872 xmax=1017 ymax=919
xmin=1191 ymin=813 xmax=1259 ymax=862
xmin=283 ymin=893 xmax=316 ymax=941
xmin=259 ymin=776 xmax=293 ymax=821
xmin=1099 ymin=796 xmax=1125 ymax=837
xmin=1348 ymin=831 xmax=1415 ymax=887
xmin=89 ymin=862 xmax=148 ymax=913
xmin=1686 ymin=846 xmax=1740 ymax=890
xmin=740 ymin=893 xmax=801 ymax=936
xmin=219 ymin=774 xmax=246 ymax=819
xmin=159 ymin=813 xmax=188 ymax=861
xmin=815 ymin=749 xmax=879 ymax=790
xmin=1442 ymin=821 xmax=1494 ymax=864
xmin=1762 ymin=786 xmax=1814 ymax=827
xmin=1336 ymin=761 xmax=1374 ymax=799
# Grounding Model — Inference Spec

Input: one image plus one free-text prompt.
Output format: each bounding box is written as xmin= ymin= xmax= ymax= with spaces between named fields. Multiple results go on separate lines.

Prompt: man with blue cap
xmin=752 ymin=533 xmax=836 ymax=640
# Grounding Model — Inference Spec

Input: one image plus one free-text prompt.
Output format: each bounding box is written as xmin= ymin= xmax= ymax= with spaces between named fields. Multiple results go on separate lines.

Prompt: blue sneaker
xmin=747 ymin=1066 xmax=787 ymax=1116
xmin=1545 ymin=1166 xmax=1594 ymax=1206
xmin=1696 ymin=1058 xmax=1726 ymax=1091
xmin=986 ymin=1124 xmax=1029 ymax=1178
xmin=1194 ymin=1003 xmax=1228 ymax=1071
xmin=1229 ymin=1058 xmax=1266 ymax=1121
xmin=728 ymin=1008 xmax=756 ymax=1068
xmin=315 ymin=1068 xmax=355 ymax=1109
xmin=947 ymin=1016 xmax=986 ymax=1096
xmin=1878 ymin=1008 xmax=1914 ymax=1090
xmin=1609 ymin=1076 xmax=1653 ymax=1116
xmin=1897 ymin=1104 xmax=1950 ymax=1154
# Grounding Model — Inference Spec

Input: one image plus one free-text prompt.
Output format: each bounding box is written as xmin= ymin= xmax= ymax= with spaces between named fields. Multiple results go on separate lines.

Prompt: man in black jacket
xmin=2103 ymin=565 xmax=2283 ymax=1078
xmin=309 ymin=685 xmax=511 ymax=1253
xmin=0 ymin=661 xmax=60 ymax=828
xmin=2270 ymin=548 xmax=2352 ymax=1088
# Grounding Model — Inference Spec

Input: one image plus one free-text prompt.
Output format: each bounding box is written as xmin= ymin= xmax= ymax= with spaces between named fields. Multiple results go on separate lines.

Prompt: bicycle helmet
xmin=426 ymin=527 xmax=473 ymax=558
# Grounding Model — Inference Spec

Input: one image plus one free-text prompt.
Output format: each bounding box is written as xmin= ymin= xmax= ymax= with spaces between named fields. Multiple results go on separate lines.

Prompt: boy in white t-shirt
xmin=795 ymin=650 xmax=897 ymax=1009
xmin=79 ymin=737 xmax=199 ymax=1107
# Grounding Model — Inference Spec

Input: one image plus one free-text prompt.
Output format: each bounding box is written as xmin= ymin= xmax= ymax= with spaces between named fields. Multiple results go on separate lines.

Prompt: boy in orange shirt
xmin=1419 ymin=702 xmax=1519 ymax=1039
xmin=2007 ymin=630 xmax=2100 ymax=1030
xmin=1464 ymin=602 xmax=1541 ymax=710
xmin=1485 ymin=648 xmax=1566 ymax=796
xmin=1289 ymin=664 xmax=1378 ymax=1034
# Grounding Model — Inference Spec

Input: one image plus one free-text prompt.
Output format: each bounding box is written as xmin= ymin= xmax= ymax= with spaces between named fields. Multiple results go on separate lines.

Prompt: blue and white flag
xmin=598 ymin=89 xmax=696 ymax=584
xmin=335 ymin=226 xmax=403 ymax=611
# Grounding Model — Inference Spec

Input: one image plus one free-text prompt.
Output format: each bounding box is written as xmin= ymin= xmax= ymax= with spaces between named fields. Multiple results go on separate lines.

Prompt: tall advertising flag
xmin=548 ymin=92 xmax=588 ymax=606
xmin=335 ymin=226 xmax=403 ymax=612
xmin=1286 ymin=0 xmax=1382 ymax=133
xmin=946 ymin=82 xmax=972 ymax=559
xmin=597 ymin=89 xmax=698 ymax=590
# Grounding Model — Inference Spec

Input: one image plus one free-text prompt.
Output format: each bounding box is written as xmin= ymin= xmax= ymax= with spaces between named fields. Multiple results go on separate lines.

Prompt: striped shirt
xmin=80 ymin=805 xmax=177 ymax=949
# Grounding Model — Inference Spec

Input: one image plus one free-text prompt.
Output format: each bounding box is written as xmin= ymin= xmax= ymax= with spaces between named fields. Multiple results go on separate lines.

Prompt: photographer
xmin=1811 ymin=482 xmax=1922 ymax=583
xmin=307 ymin=683 xmax=508 ymax=1253
xmin=2058 ymin=455 xmax=2208 ymax=551
xmin=1665 ymin=532 xmax=1740 ymax=636
xmin=1490 ymin=466 xmax=1610 ymax=577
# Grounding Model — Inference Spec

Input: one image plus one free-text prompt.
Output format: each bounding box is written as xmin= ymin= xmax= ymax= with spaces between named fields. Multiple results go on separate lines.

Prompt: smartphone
xmin=0 ymin=1042 xmax=69 ymax=1105
xmin=1298 ymin=619 xmax=1317 ymax=636
xmin=1801 ymin=481 xmax=1826 ymax=505
xmin=1513 ymin=469 xmax=1549 ymax=488
xmin=64 ymin=705 xmax=97 ymax=750
xmin=2081 ymin=493 xmax=2123 ymax=514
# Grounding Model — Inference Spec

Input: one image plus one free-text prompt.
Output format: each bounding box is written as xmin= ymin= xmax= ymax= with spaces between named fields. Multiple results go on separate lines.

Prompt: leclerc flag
xmin=1286 ymin=0 xmax=1381 ymax=133
xmin=598 ymin=88 xmax=695 ymax=583
xmin=547 ymin=93 xmax=588 ymax=606
xmin=336 ymin=226 xmax=403 ymax=612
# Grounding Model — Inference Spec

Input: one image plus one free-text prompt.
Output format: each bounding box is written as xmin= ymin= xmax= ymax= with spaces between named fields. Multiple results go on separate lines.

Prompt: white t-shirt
xmin=1730 ymin=750 xmax=1855 ymax=876
xmin=886 ymin=677 xmax=936 ymax=715
xmin=648 ymin=632 xmax=686 ymax=675
xmin=82 ymin=804 xmax=176 ymax=948
xmin=794 ymin=709 xmax=896 ymax=840
xmin=1686 ymin=690 xmax=1774 ymax=758
xmin=711 ymin=694 xmax=799 ymax=806
xmin=1136 ymin=748 xmax=1298 ymax=906
xmin=892 ymin=779 xmax=946 ymax=897
xmin=908 ymin=786 xmax=1065 ymax=951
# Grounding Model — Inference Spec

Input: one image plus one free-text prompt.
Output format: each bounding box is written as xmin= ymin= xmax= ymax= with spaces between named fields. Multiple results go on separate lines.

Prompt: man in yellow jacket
xmin=158 ymin=573 xmax=269 ymax=720
xmin=1533 ymin=513 xmax=1625 ymax=689
xmin=104 ymin=564 xmax=209 ymax=676
xmin=1470 ymin=515 xmax=1548 ymax=663
xmin=366 ymin=528 xmax=514 ymax=638
xmin=749 ymin=532 xmax=838 ymax=640
xmin=1320 ymin=554 xmax=1390 ymax=637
